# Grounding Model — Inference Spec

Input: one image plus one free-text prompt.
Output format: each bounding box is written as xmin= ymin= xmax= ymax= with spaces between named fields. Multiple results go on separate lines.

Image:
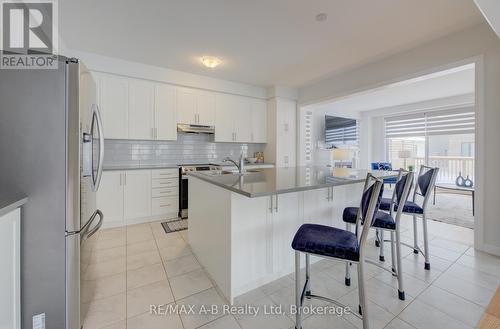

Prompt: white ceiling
xmin=312 ymin=64 xmax=475 ymax=117
xmin=59 ymin=0 xmax=483 ymax=88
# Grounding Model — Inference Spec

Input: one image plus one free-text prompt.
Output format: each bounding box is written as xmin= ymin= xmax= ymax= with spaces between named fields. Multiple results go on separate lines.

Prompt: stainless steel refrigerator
xmin=0 ymin=56 xmax=104 ymax=329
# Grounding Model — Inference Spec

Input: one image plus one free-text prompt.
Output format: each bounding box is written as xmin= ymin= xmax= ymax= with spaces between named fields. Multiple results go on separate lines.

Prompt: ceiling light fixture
xmin=315 ymin=13 xmax=328 ymax=22
xmin=201 ymin=56 xmax=222 ymax=69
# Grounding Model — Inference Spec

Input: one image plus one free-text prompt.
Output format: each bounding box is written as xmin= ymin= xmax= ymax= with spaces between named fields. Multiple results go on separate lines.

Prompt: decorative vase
xmin=464 ymin=175 xmax=473 ymax=188
xmin=455 ymin=172 xmax=464 ymax=187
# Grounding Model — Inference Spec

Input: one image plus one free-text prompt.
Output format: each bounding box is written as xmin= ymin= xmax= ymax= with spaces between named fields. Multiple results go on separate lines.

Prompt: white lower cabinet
xmin=0 ymin=208 xmax=21 ymax=329
xmin=97 ymin=171 xmax=125 ymax=227
xmin=123 ymin=170 xmax=152 ymax=221
xmin=97 ymin=169 xmax=179 ymax=228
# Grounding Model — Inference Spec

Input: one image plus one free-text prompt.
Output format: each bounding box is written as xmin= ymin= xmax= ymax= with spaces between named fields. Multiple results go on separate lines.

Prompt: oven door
xmin=179 ymin=173 xmax=188 ymax=218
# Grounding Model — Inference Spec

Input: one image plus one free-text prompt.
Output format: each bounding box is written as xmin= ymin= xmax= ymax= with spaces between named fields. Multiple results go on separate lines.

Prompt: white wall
xmin=298 ymin=23 xmax=500 ymax=255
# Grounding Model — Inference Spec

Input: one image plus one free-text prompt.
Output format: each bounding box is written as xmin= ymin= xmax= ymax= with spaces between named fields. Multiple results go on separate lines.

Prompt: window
xmin=385 ymin=107 xmax=475 ymax=183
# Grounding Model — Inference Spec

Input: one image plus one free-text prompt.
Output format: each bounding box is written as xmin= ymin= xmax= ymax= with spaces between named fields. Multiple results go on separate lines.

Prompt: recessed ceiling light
xmin=315 ymin=13 xmax=328 ymax=22
xmin=201 ymin=56 xmax=222 ymax=69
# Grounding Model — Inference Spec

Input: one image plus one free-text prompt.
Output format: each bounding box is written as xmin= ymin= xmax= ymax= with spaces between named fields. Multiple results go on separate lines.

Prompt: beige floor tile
xmin=373 ymin=271 xmax=429 ymax=297
xmin=93 ymin=236 xmax=126 ymax=251
xmin=127 ymin=224 xmax=154 ymax=244
xmin=159 ymin=242 xmax=192 ymax=261
xmin=81 ymin=272 xmax=126 ymax=303
xmin=169 ymin=268 xmax=213 ymax=300
xmin=433 ymin=272 xmax=496 ymax=308
xmin=164 ymin=254 xmax=201 ymax=278
xmin=177 ymin=288 xmax=227 ymax=329
xmin=385 ymin=318 xmax=417 ymax=329
xmin=100 ymin=320 xmax=126 ymax=329
xmin=399 ymin=299 xmax=472 ymax=329
xmin=90 ymin=246 xmax=126 ymax=264
xmin=81 ymin=293 xmax=126 ymax=329
xmin=127 ymin=308 xmax=183 ymax=329
xmin=364 ymin=277 xmax=414 ymax=315
xmin=300 ymin=313 xmax=357 ymax=329
xmin=127 ymin=263 xmax=167 ymax=290
xmin=127 ymin=249 xmax=162 ymax=271
xmin=127 ymin=279 xmax=174 ymax=318
xmin=83 ymin=258 xmax=126 ymax=280
xmin=127 ymin=239 xmax=158 ymax=256
xmin=446 ymin=263 xmax=500 ymax=291
xmin=98 ymin=227 xmax=126 ymax=241
xmin=418 ymin=285 xmax=484 ymax=327
xmin=155 ymin=233 xmax=187 ymax=250
xmin=234 ymin=296 xmax=294 ymax=329
xmin=198 ymin=315 xmax=241 ymax=329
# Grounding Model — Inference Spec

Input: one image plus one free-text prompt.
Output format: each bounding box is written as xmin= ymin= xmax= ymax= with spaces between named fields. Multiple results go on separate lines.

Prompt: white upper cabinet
xmin=234 ymin=99 xmax=252 ymax=142
xmin=197 ymin=90 xmax=216 ymax=126
xmin=214 ymin=94 xmax=236 ymax=142
xmin=99 ymin=74 xmax=129 ymax=139
xmin=177 ymin=88 xmax=216 ymax=126
xmin=215 ymin=94 xmax=267 ymax=143
xmin=250 ymin=99 xmax=267 ymax=143
xmin=129 ymin=79 xmax=154 ymax=140
xmin=155 ymin=84 xmax=177 ymax=141
xmin=177 ymin=88 xmax=197 ymax=125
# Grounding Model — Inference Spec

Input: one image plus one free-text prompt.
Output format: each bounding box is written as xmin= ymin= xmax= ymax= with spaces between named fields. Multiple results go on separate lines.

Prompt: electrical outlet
xmin=33 ymin=313 xmax=45 ymax=329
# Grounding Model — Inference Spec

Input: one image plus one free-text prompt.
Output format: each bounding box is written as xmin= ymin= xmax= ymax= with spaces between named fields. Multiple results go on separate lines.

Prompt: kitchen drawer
xmin=152 ymin=168 xmax=178 ymax=179
xmin=152 ymin=187 xmax=178 ymax=198
xmin=152 ymin=196 xmax=178 ymax=215
xmin=152 ymin=178 xmax=178 ymax=188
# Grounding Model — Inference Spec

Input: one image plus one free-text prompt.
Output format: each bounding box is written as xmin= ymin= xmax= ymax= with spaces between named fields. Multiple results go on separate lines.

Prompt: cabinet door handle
xmin=274 ymin=195 xmax=278 ymax=212
xmin=269 ymin=195 xmax=273 ymax=212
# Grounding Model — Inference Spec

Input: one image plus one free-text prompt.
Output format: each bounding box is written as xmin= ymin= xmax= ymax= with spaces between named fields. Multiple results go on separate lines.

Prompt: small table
xmin=433 ymin=183 xmax=475 ymax=215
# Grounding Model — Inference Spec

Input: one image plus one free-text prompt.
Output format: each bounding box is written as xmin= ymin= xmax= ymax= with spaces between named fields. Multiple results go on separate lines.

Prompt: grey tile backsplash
xmin=103 ymin=133 xmax=265 ymax=167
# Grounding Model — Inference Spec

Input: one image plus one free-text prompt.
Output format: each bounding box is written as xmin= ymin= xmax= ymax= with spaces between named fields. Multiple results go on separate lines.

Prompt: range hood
xmin=177 ymin=123 xmax=215 ymax=134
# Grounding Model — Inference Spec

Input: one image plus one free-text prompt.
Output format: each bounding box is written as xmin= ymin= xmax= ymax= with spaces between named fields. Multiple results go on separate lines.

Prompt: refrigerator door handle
xmin=80 ymin=209 xmax=104 ymax=243
xmin=91 ymin=104 xmax=105 ymax=192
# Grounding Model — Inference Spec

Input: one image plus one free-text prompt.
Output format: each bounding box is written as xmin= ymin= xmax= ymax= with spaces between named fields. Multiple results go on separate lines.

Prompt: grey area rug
xmin=161 ymin=219 xmax=188 ymax=234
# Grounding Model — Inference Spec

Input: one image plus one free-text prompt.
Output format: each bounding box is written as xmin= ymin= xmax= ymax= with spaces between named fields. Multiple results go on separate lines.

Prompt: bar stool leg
xmin=375 ymin=229 xmax=380 ymax=247
xmin=395 ymin=228 xmax=405 ymax=300
xmin=390 ymin=231 xmax=396 ymax=275
xmin=413 ymin=215 xmax=419 ymax=254
xmin=345 ymin=223 xmax=351 ymax=286
xmin=422 ymin=213 xmax=431 ymax=270
xmin=305 ymin=254 xmax=311 ymax=294
xmin=358 ymin=261 xmax=369 ymax=329
xmin=295 ymin=251 xmax=302 ymax=329
xmin=379 ymin=230 xmax=385 ymax=262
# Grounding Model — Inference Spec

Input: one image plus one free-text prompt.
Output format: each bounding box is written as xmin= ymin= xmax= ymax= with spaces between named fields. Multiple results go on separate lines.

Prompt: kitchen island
xmin=188 ymin=166 xmax=395 ymax=303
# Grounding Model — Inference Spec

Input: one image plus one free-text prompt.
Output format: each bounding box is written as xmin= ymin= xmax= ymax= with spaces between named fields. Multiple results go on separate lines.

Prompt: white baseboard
xmin=100 ymin=212 xmax=179 ymax=229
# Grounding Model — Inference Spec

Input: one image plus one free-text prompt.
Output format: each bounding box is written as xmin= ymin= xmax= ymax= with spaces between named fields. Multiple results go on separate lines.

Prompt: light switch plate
xmin=33 ymin=313 xmax=45 ymax=329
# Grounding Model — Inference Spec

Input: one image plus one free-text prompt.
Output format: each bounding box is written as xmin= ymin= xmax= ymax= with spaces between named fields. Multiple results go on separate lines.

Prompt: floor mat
xmin=161 ymin=219 xmax=188 ymax=233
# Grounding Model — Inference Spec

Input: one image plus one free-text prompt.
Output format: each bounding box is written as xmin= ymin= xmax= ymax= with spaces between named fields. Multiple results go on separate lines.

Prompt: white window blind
xmin=385 ymin=107 xmax=475 ymax=138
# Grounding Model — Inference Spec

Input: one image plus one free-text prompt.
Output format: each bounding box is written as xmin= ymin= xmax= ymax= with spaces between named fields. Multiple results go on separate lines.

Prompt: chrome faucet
xmin=223 ymin=154 xmax=245 ymax=174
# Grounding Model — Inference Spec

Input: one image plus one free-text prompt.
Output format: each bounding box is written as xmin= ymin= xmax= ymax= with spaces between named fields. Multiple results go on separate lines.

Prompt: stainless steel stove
xmin=179 ymin=164 xmax=222 ymax=218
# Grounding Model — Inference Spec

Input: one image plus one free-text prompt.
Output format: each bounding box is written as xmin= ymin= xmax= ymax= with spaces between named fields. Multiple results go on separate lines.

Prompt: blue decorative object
xmin=464 ymin=175 xmax=473 ymax=188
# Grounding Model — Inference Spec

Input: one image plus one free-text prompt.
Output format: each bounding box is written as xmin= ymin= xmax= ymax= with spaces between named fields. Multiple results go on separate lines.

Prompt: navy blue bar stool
xmin=379 ymin=165 xmax=439 ymax=270
xmin=342 ymin=169 xmax=414 ymax=301
xmin=291 ymin=174 xmax=384 ymax=329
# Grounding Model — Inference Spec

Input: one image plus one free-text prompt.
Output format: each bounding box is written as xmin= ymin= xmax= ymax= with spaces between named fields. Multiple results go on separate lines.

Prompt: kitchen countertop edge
xmin=188 ymin=172 xmax=370 ymax=198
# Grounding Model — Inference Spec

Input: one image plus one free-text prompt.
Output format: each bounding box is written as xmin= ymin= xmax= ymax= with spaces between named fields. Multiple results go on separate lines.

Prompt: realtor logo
xmin=1 ymin=0 xmax=58 ymax=69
